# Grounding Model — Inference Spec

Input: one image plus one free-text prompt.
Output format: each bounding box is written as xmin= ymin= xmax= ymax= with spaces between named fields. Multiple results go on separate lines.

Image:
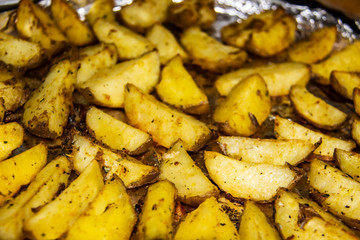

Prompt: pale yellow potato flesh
xmin=354 ymin=88 xmax=360 ymax=115
xmin=213 ymin=74 xmax=271 ymax=136
xmin=215 ymin=61 xmax=309 ymax=97
xmin=86 ymin=0 xmax=115 ymax=25
xmin=217 ymin=136 xmax=316 ymax=165
xmin=204 ymin=151 xmax=298 ymax=201
xmin=331 ymin=71 xmax=360 ymax=100
xmin=334 ymin=148 xmax=360 ymax=182
xmin=0 ymin=122 xmax=24 ymax=162
xmin=290 ymin=85 xmax=347 ymax=130
xmin=275 ymin=116 xmax=356 ymax=158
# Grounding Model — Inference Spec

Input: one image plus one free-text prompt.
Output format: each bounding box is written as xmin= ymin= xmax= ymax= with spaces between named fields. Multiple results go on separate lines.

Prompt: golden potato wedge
xmin=0 ymin=122 xmax=24 ymax=162
xmin=217 ymin=136 xmax=317 ymax=166
xmin=330 ymin=71 xmax=360 ymax=99
xmin=66 ymin=178 xmax=137 ymax=240
xmin=180 ymin=26 xmax=248 ymax=73
xmin=156 ymin=56 xmax=209 ymax=115
xmin=274 ymin=115 xmax=355 ymax=159
xmin=78 ymin=51 xmax=159 ymax=108
xmin=0 ymin=143 xmax=47 ymax=206
xmin=204 ymin=151 xmax=298 ymax=201
xmin=239 ymin=201 xmax=281 ymax=240
xmin=24 ymin=161 xmax=104 ymax=240
xmin=124 ymin=84 xmax=212 ymax=151
xmin=146 ymin=24 xmax=188 ymax=64
xmin=86 ymin=0 xmax=115 ymax=26
xmin=0 ymin=99 xmax=4 ymax=123
xmin=288 ymin=26 xmax=337 ymax=64
xmin=118 ymin=0 xmax=172 ymax=32
xmin=290 ymin=85 xmax=347 ymax=130
xmin=0 ymin=32 xmax=42 ymax=69
xmin=159 ymin=141 xmax=219 ymax=206
xmin=0 ymin=69 xmax=27 ymax=112
xmin=93 ymin=19 xmax=154 ymax=60
xmin=16 ymin=0 xmax=67 ymax=56
xmin=51 ymin=0 xmax=96 ymax=46
xmin=308 ymin=158 xmax=360 ymax=229
xmin=275 ymin=189 xmax=358 ymax=240
xmin=71 ymin=134 xmax=99 ymax=173
xmin=352 ymin=118 xmax=360 ymax=146
xmin=76 ymin=43 xmax=117 ymax=85
xmin=0 ymin=156 xmax=71 ymax=240
xmin=354 ymin=88 xmax=360 ymax=115
xmin=22 ymin=60 xmax=76 ymax=139
xmin=215 ymin=61 xmax=310 ymax=97
xmin=311 ymin=41 xmax=360 ymax=85
xmin=86 ymin=107 xmax=152 ymax=155
xmin=174 ymin=197 xmax=240 ymax=240
xmin=334 ymin=148 xmax=360 ymax=182
xmin=136 ymin=180 xmax=177 ymax=240
xmin=213 ymin=74 xmax=271 ymax=136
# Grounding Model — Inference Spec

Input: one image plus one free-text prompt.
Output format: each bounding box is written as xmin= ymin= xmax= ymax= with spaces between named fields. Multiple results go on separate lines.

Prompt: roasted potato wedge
xmin=354 ymin=88 xmax=360 ymax=115
xmin=288 ymin=26 xmax=337 ymax=64
xmin=217 ymin=136 xmax=317 ymax=166
xmin=16 ymin=0 xmax=67 ymax=56
xmin=330 ymin=71 xmax=360 ymax=99
xmin=86 ymin=0 xmax=115 ymax=26
xmin=146 ymin=24 xmax=188 ymax=64
xmin=174 ymin=197 xmax=240 ymax=240
xmin=0 ymin=143 xmax=47 ymax=206
xmin=213 ymin=74 xmax=271 ymax=136
xmin=0 ymin=99 xmax=4 ymax=123
xmin=86 ymin=107 xmax=152 ymax=155
xmin=311 ymin=40 xmax=360 ymax=85
xmin=136 ymin=180 xmax=177 ymax=240
xmin=0 ymin=69 xmax=27 ymax=112
xmin=290 ymin=85 xmax=347 ymax=130
xmin=352 ymin=118 xmax=360 ymax=146
xmin=93 ymin=19 xmax=155 ymax=60
xmin=204 ymin=151 xmax=299 ymax=201
xmin=180 ymin=27 xmax=248 ymax=73
xmin=156 ymin=56 xmax=209 ymax=115
xmin=78 ymin=51 xmax=159 ymax=108
xmin=334 ymin=148 xmax=360 ymax=182
xmin=159 ymin=141 xmax=219 ymax=206
xmin=66 ymin=178 xmax=137 ymax=240
xmin=215 ymin=61 xmax=310 ymax=97
xmin=0 ymin=122 xmax=24 ymax=162
xmin=24 ymin=161 xmax=104 ymax=240
xmin=274 ymin=115 xmax=356 ymax=159
xmin=124 ymin=84 xmax=212 ymax=151
xmin=22 ymin=60 xmax=76 ymax=139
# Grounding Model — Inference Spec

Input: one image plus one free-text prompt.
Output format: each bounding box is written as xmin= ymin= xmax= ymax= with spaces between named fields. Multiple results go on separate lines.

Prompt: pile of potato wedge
xmin=1 ymin=0 xmax=360 ymax=239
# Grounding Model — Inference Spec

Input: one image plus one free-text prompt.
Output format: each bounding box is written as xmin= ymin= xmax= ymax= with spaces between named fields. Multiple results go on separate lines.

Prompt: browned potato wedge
xmin=0 ymin=122 xmax=24 ymax=162
xmin=331 ymin=71 xmax=360 ymax=99
xmin=93 ymin=19 xmax=155 ymax=60
xmin=290 ymin=85 xmax=347 ymax=130
xmin=16 ymin=0 xmax=67 ymax=56
xmin=0 ymin=143 xmax=47 ymax=206
xmin=156 ymin=56 xmax=209 ymax=115
xmin=0 ymin=69 xmax=27 ymax=112
xmin=146 ymin=24 xmax=188 ymax=64
xmin=118 ymin=0 xmax=172 ymax=33
xmin=180 ymin=26 xmax=248 ymax=73
xmin=22 ymin=60 xmax=76 ymax=139
xmin=311 ymin=40 xmax=360 ymax=85
xmin=288 ymin=26 xmax=337 ymax=64
xmin=213 ymin=74 xmax=271 ymax=136
xmin=76 ymin=43 xmax=117 ymax=85
xmin=354 ymin=88 xmax=360 ymax=115
xmin=51 ymin=0 xmax=96 ymax=46
xmin=0 ymin=32 xmax=42 ymax=69
xmin=136 ymin=180 xmax=177 ymax=240
xmin=352 ymin=118 xmax=360 ymax=146
xmin=308 ymin=158 xmax=360 ymax=229
xmin=159 ymin=141 xmax=219 ymax=206
xmin=204 ymin=151 xmax=299 ymax=201
xmin=275 ymin=189 xmax=358 ymax=240
xmin=71 ymin=134 xmax=99 ymax=173
xmin=86 ymin=0 xmax=115 ymax=26
xmin=239 ymin=201 xmax=281 ymax=240
xmin=0 ymin=99 xmax=4 ymax=122
xmin=174 ymin=197 xmax=240 ymax=240
xmin=217 ymin=136 xmax=317 ymax=166
xmin=66 ymin=178 xmax=137 ymax=240
xmin=0 ymin=156 xmax=71 ymax=240
xmin=24 ymin=161 xmax=104 ymax=240
xmin=334 ymin=148 xmax=360 ymax=182
xmin=78 ymin=51 xmax=159 ymax=108
xmin=86 ymin=107 xmax=152 ymax=155
xmin=124 ymin=84 xmax=212 ymax=151
xmin=274 ymin=115 xmax=355 ymax=159
xmin=215 ymin=62 xmax=309 ymax=97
